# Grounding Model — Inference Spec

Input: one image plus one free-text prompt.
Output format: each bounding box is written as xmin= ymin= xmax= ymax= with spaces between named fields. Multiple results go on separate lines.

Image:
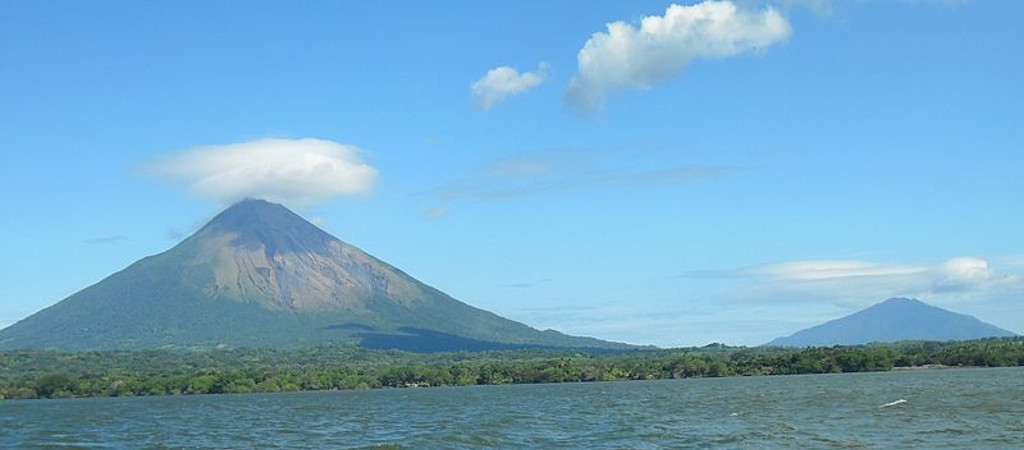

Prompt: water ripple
xmin=2 ymin=367 xmax=1022 ymax=448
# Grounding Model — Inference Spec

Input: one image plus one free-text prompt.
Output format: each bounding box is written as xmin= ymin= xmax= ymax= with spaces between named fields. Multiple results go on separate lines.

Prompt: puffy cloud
xmin=941 ymin=257 xmax=991 ymax=283
xmin=934 ymin=257 xmax=1024 ymax=293
xmin=149 ymin=138 xmax=377 ymax=206
xmin=566 ymin=1 xmax=791 ymax=115
xmin=471 ymin=63 xmax=549 ymax=111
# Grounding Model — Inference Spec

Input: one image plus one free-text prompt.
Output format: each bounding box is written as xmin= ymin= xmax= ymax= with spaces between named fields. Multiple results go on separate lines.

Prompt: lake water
xmin=2 ymin=367 xmax=1022 ymax=448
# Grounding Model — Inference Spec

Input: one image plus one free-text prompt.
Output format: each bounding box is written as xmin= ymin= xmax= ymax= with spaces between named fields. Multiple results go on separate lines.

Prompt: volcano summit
xmin=0 ymin=199 xmax=632 ymax=352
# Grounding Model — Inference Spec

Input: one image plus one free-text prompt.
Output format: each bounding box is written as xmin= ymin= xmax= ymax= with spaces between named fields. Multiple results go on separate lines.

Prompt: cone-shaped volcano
xmin=768 ymin=297 xmax=1016 ymax=347
xmin=0 ymin=199 xmax=633 ymax=351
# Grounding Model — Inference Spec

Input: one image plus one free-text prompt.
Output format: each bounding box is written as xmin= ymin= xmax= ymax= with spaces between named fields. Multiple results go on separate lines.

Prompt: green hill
xmin=0 ymin=199 xmax=635 ymax=352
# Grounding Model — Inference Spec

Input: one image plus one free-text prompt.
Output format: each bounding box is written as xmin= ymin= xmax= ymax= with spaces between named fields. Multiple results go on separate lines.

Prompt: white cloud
xmin=747 ymin=260 xmax=927 ymax=281
xmin=471 ymin=62 xmax=549 ymax=111
xmin=566 ymin=1 xmax=791 ymax=115
xmin=690 ymin=256 xmax=1024 ymax=307
xmin=941 ymin=257 xmax=991 ymax=283
xmin=934 ymin=257 xmax=1024 ymax=294
xmin=149 ymin=138 xmax=378 ymax=206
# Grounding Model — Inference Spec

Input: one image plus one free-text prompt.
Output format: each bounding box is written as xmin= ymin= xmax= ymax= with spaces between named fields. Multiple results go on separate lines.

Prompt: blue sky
xmin=1 ymin=0 xmax=1021 ymax=346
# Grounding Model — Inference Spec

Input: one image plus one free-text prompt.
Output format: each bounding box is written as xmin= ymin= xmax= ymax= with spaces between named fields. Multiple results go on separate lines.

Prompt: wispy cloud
xmin=435 ymin=149 xmax=741 ymax=201
xmin=566 ymin=1 xmax=791 ymax=116
xmin=147 ymin=138 xmax=378 ymax=207
xmin=84 ymin=235 xmax=128 ymax=245
xmin=686 ymin=256 xmax=1024 ymax=306
xmin=739 ymin=0 xmax=971 ymax=19
xmin=420 ymin=206 xmax=450 ymax=220
xmin=471 ymin=62 xmax=549 ymax=111
xmin=746 ymin=260 xmax=927 ymax=281
xmin=754 ymin=0 xmax=832 ymax=17
xmin=899 ymin=0 xmax=974 ymax=5
xmin=499 ymin=278 xmax=553 ymax=289
xmin=1002 ymin=255 xmax=1024 ymax=267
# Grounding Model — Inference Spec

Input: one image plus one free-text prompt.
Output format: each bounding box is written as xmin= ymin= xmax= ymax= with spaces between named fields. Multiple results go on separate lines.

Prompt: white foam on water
xmin=879 ymin=399 xmax=907 ymax=408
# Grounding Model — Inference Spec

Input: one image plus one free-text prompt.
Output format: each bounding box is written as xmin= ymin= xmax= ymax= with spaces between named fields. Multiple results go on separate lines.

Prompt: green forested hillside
xmin=3 ymin=337 xmax=1021 ymax=400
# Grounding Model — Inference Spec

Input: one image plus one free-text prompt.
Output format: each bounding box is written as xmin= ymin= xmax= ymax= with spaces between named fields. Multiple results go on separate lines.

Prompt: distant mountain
xmin=0 ymin=199 xmax=635 ymax=352
xmin=768 ymin=297 xmax=1016 ymax=347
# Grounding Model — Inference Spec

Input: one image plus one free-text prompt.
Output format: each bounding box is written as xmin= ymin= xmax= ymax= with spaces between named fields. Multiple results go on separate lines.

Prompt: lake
xmin=2 ymin=367 xmax=1022 ymax=448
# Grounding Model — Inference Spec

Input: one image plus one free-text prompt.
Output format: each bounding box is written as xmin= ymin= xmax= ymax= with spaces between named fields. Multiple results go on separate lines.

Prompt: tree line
xmin=2 ymin=337 xmax=1021 ymax=400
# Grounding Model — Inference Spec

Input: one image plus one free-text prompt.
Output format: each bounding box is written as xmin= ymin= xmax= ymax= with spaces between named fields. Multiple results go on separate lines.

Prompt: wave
xmin=879 ymin=399 xmax=907 ymax=408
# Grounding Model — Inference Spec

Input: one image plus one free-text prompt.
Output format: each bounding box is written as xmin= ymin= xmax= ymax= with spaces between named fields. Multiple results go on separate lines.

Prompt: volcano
xmin=0 ymin=199 xmax=633 ymax=351
xmin=768 ymin=297 xmax=1016 ymax=347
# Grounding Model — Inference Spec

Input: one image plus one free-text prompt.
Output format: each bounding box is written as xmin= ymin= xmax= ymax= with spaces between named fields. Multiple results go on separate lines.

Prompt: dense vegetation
xmin=2 ymin=337 xmax=1021 ymax=400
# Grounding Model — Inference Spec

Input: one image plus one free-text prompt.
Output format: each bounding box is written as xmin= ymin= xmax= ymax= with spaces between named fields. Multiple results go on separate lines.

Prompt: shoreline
xmin=892 ymin=364 xmax=964 ymax=371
